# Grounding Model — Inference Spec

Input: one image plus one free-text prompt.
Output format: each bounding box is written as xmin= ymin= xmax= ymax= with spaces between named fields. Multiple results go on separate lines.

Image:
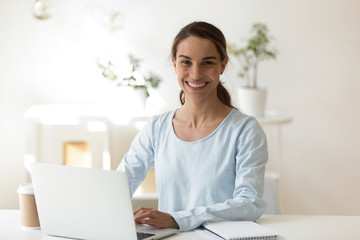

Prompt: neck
xmin=180 ymin=98 xmax=231 ymax=127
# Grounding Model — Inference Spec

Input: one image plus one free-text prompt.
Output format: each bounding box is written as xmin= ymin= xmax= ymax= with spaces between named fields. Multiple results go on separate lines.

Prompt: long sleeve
xmin=169 ymin=121 xmax=267 ymax=231
xmin=117 ymin=119 xmax=155 ymax=196
xmin=117 ymin=109 xmax=268 ymax=232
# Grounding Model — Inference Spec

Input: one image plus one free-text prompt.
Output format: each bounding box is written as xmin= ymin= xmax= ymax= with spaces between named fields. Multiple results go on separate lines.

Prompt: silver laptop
xmin=30 ymin=162 xmax=178 ymax=240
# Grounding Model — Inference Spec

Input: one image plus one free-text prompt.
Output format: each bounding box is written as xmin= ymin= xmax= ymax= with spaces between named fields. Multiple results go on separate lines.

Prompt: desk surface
xmin=1 ymin=210 xmax=360 ymax=240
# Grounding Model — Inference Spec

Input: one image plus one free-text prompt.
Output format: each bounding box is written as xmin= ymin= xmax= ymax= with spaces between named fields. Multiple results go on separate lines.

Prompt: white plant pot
xmin=236 ymin=87 xmax=267 ymax=118
xmin=131 ymin=87 xmax=147 ymax=109
xmin=102 ymin=86 xmax=147 ymax=113
xmin=126 ymin=87 xmax=147 ymax=111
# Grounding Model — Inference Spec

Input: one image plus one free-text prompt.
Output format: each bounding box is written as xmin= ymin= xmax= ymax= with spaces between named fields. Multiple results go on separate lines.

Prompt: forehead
xmin=176 ymin=36 xmax=220 ymax=59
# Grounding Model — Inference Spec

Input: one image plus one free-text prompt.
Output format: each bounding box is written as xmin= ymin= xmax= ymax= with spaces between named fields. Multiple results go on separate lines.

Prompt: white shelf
xmin=257 ymin=111 xmax=293 ymax=181
xmin=257 ymin=110 xmax=293 ymax=126
xmin=265 ymin=171 xmax=280 ymax=180
xmin=133 ymin=190 xmax=158 ymax=200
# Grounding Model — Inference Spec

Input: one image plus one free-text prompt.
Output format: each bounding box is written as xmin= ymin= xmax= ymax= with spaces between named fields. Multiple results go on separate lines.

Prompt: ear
xmin=172 ymin=57 xmax=178 ymax=74
xmin=172 ymin=57 xmax=176 ymax=68
xmin=220 ymin=56 xmax=228 ymax=74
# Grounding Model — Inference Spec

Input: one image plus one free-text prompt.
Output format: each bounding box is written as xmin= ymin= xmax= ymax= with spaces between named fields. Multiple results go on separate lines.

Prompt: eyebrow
xmin=178 ymin=55 xmax=217 ymax=60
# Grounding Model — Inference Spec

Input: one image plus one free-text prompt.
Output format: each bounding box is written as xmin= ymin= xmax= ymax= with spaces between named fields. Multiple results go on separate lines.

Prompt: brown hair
xmin=171 ymin=21 xmax=235 ymax=108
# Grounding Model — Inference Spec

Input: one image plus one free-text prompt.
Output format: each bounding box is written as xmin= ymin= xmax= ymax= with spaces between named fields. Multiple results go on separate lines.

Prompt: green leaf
xmin=227 ymin=22 xmax=278 ymax=86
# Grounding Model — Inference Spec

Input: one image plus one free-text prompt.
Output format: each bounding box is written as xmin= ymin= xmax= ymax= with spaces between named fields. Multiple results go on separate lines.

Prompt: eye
xmin=202 ymin=61 xmax=214 ymax=66
xmin=180 ymin=60 xmax=191 ymax=65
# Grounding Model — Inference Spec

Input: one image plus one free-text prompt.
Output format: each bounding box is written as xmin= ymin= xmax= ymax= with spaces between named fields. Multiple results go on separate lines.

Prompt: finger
xmin=134 ymin=207 xmax=152 ymax=215
xmin=134 ymin=210 xmax=154 ymax=222
xmin=135 ymin=219 xmax=143 ymax=224
xmin=134 ymin=208 xmax=153 ymax=217
xmin=139 ymin=217 xmax=157 ymax=226
xmin=135 ymin=210 xmax=178 ymax=229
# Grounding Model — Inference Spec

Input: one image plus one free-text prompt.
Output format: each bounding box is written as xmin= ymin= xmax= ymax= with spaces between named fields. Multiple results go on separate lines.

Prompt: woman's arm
xmin=117 ymin=119 xmax=155 ymax=196
xmin=170 ymin=122 xmax=268 ymax=232
xmin=170 ymin=186 xmax=266 ymax=231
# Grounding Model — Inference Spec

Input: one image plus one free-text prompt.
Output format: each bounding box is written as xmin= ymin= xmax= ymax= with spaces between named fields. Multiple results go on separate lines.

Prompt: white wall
xmin=1 ymin=0 xmax=359 ymax=215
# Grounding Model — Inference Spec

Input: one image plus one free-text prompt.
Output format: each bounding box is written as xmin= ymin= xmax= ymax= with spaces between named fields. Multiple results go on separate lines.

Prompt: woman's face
xmin=172 ymin=36 xmax=227 ymax=103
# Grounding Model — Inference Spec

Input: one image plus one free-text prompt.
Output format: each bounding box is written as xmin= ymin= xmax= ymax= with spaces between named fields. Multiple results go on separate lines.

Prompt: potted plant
xmin=97 ymin=54 xmax=161 ymax=99
xmin=228 ymin=22 xmax=278 ymax=117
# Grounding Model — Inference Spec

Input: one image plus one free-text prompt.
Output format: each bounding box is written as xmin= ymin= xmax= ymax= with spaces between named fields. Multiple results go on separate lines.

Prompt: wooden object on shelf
xmin=139 ymin=168 xmax=157 ymax=192
xmin=63 ymin=142 xmax=92 ymax=168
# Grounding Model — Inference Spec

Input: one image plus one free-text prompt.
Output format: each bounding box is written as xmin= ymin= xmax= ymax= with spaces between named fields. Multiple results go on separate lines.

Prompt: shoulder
xmin=143 ymin=110 xmax=175 ymax=133
xmin=135 ymin=110 xmax=175 ymax=144
xmin=224 ymin=109 xmax=266 ymax=142
xmin=152 ymin=110 xmax=175 ymax=121
xmin=150 ymin=110 xmax=174 ymax=125
xmin=227 ymin=109 xmax=261 ymax=129
xmin=223 ymin=110 xmax=267 ymax=157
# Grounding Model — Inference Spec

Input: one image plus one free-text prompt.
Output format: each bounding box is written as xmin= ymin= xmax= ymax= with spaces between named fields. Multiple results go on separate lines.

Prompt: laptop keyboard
xmin=137 ymin=231 xmax=156 ymax=240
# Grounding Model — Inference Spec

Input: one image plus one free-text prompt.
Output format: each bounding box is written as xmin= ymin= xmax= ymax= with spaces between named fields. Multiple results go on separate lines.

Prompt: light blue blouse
xmin=118 ymin=108 xmax=268 ymax=231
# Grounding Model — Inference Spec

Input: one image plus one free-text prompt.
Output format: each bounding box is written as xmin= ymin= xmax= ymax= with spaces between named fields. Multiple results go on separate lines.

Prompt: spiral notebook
xmin=203 ymin=221 xmax=278 ymax=240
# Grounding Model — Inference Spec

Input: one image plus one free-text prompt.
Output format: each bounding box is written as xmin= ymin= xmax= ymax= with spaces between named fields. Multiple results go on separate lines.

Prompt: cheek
xmin=175 ymin=67 xmax=186 ymax=79
xmin=175 ymin=69 xmax=186 ymax=86
xmin=209 ymin=68 xmax=221 ymax=79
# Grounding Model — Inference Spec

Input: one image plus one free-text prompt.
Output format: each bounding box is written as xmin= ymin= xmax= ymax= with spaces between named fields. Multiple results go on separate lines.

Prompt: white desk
xmin=1 ymin=210 xmax=360 ymax=240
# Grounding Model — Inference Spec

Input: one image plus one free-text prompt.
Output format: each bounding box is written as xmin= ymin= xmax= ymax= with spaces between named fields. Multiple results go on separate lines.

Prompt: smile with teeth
xmin=187 ymin=82 xmax=207 ymax=88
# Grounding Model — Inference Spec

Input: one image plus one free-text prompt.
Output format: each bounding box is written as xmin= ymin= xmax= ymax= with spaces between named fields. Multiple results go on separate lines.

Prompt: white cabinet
xmin=257 ymin=111 xmax=293 ymax=180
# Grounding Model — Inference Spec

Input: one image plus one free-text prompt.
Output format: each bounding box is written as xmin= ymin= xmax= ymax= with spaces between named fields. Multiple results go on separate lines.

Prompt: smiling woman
xmin=174 ymin=37 xmax=223 ymax=100
xmin=171 ymin=22 xmax=234 ymax=108
xmin=118 ymin=21 xmax=268 ymax=232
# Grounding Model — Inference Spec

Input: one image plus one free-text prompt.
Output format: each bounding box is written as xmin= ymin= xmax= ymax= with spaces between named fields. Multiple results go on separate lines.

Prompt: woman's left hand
xmin=133 ymin=207 xmax=179 ymax=229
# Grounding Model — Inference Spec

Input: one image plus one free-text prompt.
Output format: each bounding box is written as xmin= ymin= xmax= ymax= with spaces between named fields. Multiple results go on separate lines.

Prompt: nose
xmin=189 ymin=64 xmax=202 ymax=79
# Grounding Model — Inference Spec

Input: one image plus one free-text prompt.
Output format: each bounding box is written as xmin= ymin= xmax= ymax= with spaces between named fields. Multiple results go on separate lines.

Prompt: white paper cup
xmin=17 ymin=183 xmax=40 ymax=230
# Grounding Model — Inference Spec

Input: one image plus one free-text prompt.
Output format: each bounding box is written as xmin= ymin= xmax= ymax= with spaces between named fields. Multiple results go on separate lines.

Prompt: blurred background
xmin=0 ymin=0 xmax=359 ymax=215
